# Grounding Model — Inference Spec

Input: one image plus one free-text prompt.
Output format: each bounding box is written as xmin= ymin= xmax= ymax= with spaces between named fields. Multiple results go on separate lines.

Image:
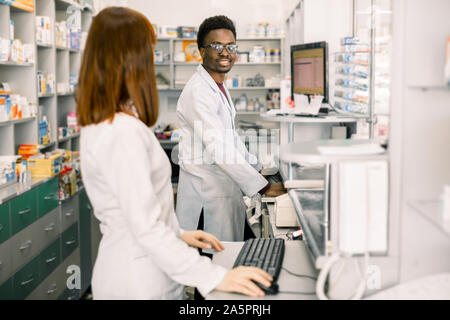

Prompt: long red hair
xmin=76 ymin=7 xmax=158 ymax=127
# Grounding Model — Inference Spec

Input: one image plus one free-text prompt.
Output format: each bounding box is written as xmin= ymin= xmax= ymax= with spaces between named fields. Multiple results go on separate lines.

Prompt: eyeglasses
xmin=202 ymin=43 xmax=238 ymax=54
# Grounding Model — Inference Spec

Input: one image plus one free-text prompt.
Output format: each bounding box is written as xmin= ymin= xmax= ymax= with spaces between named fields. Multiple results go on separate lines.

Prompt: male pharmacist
xmin=176 ymin=15 xmax=285 ymax=242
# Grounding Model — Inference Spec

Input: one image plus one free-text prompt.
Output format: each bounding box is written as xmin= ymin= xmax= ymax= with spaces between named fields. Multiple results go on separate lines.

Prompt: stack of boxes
xmin=36 ymin=16 xmax=53 ymax=46
xmin=38 ymin=116 xmax=51 ymax=145
xmin=0 ymin=19 xmax=34 ymax=64
xmin=0 ymin=156 xmax=17 ymax=187
xmin=0 ymin=83 xmax=38 ymax=122
xmin=27 ymin=150 xmax=63 ymax=179
xmin=37 ymin=72 xmax=55 ymax=96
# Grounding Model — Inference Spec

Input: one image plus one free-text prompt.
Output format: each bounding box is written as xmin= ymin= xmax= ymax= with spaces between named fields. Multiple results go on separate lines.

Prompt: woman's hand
xmin=215 ymin=266 xmax=273 ymax=297
xmin=181 ymin=230 xmax=224 ymax=251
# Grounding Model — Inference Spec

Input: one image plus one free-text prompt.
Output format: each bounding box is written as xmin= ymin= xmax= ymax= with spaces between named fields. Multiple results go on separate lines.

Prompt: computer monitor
xmin=291 ymin=41 xmax=329 ymax=104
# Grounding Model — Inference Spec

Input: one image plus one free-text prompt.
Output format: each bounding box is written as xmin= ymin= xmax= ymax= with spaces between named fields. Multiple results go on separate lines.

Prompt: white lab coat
xmin=80 ymin=113 xmax=227 ymax=300
xmin=176 ymin=65 xmax=268 ymax=241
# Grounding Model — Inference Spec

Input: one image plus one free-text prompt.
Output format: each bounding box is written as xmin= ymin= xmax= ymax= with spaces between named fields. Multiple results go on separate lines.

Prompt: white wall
xmin=303 ymin=0 xmax=353 ymax=53
xmin=125 ymin=0 xmax=292 ymax=36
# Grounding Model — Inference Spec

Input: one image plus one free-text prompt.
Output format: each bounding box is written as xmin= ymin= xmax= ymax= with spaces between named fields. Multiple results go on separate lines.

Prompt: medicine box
xmin=28 ymin=152 xmax=63 ymax=178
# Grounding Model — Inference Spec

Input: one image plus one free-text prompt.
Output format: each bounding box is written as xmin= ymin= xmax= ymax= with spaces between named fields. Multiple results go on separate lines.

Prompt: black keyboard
xmin=233 ymin=238 xmax=285 ymax=294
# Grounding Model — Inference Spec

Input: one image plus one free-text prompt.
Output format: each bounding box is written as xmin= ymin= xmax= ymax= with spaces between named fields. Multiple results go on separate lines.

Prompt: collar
xmin=197 ymin=64 xmax=235 ymax=115
xmin=197 ymin=64 xmax=222 ymax=94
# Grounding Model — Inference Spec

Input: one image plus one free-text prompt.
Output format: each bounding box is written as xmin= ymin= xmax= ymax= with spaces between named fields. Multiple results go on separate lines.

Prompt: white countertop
xmin=260 ymin=112 xmax=358 ymax=124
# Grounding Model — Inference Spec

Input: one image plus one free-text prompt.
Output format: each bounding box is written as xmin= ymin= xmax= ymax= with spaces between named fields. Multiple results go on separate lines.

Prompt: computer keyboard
xmin=233 ymin=238 xmax=285 ymax=294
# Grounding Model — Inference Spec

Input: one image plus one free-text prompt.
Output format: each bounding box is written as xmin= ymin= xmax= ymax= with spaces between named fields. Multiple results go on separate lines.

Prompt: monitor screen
xmin=291 ymin=41 xmax=329 ymax=103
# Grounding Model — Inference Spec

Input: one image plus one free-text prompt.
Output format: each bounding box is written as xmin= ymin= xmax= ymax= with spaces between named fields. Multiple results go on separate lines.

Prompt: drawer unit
xmin=60 ymin=196 xmax=79 ymax=233
xmin=59 ymin=287 xmax=81 ymax=300
xmin=39 ymin=238 xmax=61 ymax=283
xmin=13 ymin=256 xmax=40 ymax=300
xmin=0 ymin=277 xmax=13 ymax=300
xmin=61 ymin=223 xmax=79 ymax=261
xmin=58 ymin=248 xmax=81 ymax=300
xmin=0 ymin=240 xmax=12 ymax=285
xmin=37 ymin=178 xmax=59 ymax=218
xmin=10 ymin=223 xmax=39 ymax=273
xmin=0 ymin=202 xmax=10 ymax=244
xmin=28 ymin=246 xmax=66 ymax=300
xmin=10 ymin=189 xmax=37 ymax=236
xmin=36 ymin=207 xmax=61 ymax=253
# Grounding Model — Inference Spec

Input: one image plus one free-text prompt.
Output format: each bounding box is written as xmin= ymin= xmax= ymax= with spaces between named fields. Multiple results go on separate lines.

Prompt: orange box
xmin=183 ymin=40 xmax=202 ymax=62
xmin=11 ymin=0 xmax=35 ymax=13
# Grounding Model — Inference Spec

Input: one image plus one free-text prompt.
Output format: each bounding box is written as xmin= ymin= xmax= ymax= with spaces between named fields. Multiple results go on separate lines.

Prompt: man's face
xmin=200 ymin=28 xmax=237 ymax=75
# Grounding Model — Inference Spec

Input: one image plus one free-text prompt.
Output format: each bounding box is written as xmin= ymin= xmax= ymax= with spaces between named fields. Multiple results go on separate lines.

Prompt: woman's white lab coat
xmin=176 ymin=65 xmax=268 ymax=241
xmin=80 ymin=113 xmax=227 ymax=300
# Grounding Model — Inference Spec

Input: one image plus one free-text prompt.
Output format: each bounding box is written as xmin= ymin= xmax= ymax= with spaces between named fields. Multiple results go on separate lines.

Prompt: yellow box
xmin=28 ymin=153 xmax=63 ymax=178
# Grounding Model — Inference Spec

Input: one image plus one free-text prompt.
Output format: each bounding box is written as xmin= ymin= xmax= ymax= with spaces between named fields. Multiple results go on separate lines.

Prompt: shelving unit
xmin=154 ymin=36 xmax=284 ymax=116
xmin=0 ymin=0 xmax=93 ymax=157
xmin=346 ymin=0 xmax=393 ymax=140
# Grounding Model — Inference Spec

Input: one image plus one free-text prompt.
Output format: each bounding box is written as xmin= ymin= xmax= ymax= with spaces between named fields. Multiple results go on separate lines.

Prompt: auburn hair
xmin=76 ymin=7 xmax=158 ymax=127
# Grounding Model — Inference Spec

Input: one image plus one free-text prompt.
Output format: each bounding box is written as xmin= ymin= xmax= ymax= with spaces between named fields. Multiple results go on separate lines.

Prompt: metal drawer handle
xmin=45 ymin=256 xmax=57 ymax=264
xmin=65 ymin=240 xmax=76 ymax=246
xmin=19 ymin=240 xmax=32 ymax=251
xmin=18 ymin=208 xmax=32 ymax=215
xmin=21 ymin=277 xmax=34 ymax=286
xmin=47 ymin=284 xmax=58 ymax=294
xmin=0 ymin=260 xmax=3 ymax=268
xmin=65 ymin=209 xmax=75 ymax=217
xmin=44 ymin=223 xmax=56 ymax=232
xmin=0 ymin=224 xmax=3 ymax=232
xmin=44 ymin=193 xmax=57 ymax=201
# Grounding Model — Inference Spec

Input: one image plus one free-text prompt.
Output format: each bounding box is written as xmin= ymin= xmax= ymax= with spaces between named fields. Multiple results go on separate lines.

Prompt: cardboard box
xmin=28 ymin=152 xmax=63 ymax=178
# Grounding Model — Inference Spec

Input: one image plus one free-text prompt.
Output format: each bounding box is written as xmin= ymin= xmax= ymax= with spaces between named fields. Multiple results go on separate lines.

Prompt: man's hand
xmin=264 ymin=182 xmax=287 ymax=197
xmin=181 ymin=230 xmax=224 ymax=251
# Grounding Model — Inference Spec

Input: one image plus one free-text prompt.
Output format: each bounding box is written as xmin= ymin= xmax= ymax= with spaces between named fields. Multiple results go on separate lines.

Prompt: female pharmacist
xmin=76 ymin=7 xmax=272 ymax=300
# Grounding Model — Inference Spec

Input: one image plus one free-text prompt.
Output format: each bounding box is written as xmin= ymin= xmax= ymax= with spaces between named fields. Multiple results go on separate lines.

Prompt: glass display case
xmin=333 ymin=0 xmax=392 ymax=141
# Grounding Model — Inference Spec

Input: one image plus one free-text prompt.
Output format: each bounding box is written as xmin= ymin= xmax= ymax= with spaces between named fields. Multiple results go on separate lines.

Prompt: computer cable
xmin=282 ymin=267 xmax=317 ymax=281
xmin=277 ymin=290 xmax=316 ymax=295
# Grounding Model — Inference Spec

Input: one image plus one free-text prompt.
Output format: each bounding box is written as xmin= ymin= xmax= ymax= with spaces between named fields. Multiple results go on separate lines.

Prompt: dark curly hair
xmin=197 ymin=15 xmax=236 ymax=50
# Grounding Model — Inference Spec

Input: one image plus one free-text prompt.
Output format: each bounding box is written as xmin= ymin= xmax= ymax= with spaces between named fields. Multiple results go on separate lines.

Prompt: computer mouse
xmin=265 ymin=283 xmax=279 ymax=295
xmin=256 ymin=282 xmax=279 ymax=295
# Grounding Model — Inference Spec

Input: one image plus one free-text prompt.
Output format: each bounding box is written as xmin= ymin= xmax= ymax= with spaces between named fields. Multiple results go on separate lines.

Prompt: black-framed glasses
xmin=202 ymin=43 xmax=238 ymax=54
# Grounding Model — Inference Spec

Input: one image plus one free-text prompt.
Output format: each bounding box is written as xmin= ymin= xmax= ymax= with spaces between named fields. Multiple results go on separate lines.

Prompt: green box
xmin=10 ymin=189 xmax=37 ymax=236
xmin=0 ymin=202 xmax=10 ymax=245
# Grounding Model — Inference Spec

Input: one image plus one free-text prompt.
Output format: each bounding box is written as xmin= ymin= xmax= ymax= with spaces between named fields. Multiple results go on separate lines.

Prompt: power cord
xmin=282 ymin=267 xmax=317 ymax=281
xmin=276 ymin=267 xmax=318 ymax=295
xmin=278 ymin=290 xmax=316 ymax=295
